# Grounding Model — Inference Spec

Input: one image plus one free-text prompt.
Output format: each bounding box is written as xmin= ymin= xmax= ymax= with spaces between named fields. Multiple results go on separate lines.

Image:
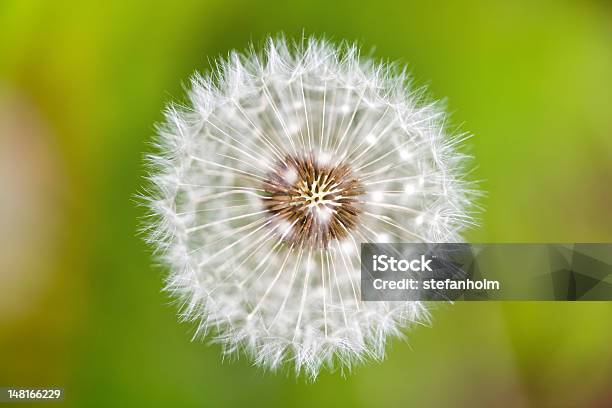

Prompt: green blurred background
xmin=1 ymin=1 xmax=612 ymax=407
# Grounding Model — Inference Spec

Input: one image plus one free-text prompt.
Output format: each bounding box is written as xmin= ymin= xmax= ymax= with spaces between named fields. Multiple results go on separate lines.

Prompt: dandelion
xmin=144 ymin=36 xmax=475 ymax=380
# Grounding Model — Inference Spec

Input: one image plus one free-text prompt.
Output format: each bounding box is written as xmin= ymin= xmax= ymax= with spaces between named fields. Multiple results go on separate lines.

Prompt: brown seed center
xmin=261 ymin=153 xmax=364 ymax=249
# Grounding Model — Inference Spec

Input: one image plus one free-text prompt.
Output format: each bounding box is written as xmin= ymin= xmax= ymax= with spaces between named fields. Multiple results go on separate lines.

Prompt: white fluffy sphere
xmin=144 ymin=36 xmax=474 ymax=380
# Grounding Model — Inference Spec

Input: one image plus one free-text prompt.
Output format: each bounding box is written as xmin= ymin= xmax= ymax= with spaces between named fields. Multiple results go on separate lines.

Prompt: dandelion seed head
xmin=144 ymin=35 xmax=475 ymax=380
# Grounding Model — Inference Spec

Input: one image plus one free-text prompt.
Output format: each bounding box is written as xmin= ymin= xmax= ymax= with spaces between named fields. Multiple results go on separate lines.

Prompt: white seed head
xmin=144 ymin=36 xmax=475 ymax=380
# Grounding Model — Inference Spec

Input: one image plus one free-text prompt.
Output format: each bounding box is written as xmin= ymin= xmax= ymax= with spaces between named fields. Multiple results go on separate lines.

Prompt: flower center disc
xmin=262 ymin=153 xmax=364 ymax=249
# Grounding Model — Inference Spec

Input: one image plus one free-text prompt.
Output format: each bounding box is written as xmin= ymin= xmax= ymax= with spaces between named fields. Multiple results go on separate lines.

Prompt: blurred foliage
xmin=1 ymin=0 xmax=612 ymax=407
